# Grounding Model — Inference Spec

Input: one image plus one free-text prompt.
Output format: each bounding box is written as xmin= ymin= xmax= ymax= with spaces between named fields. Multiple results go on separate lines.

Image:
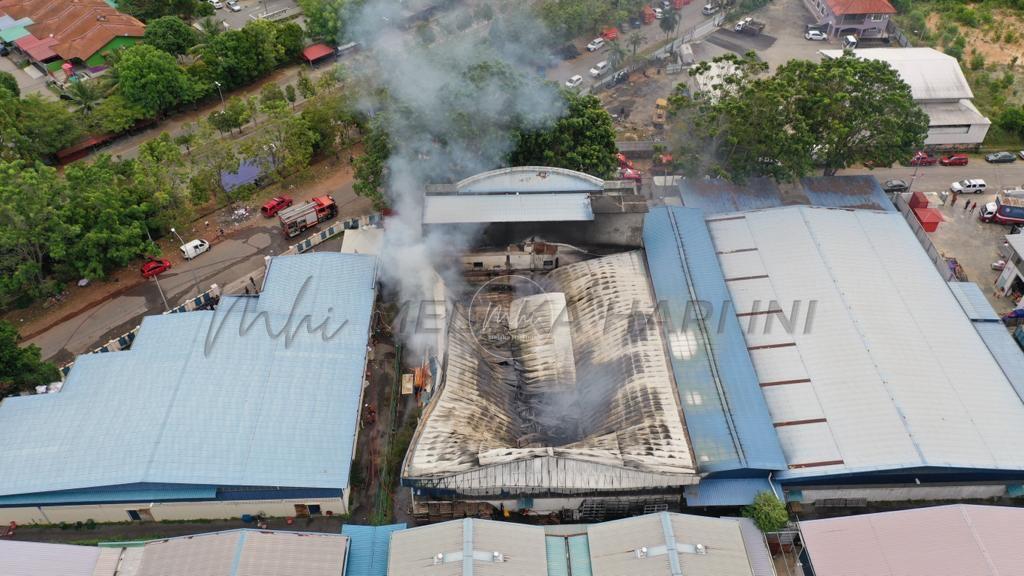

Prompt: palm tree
xmin=607 ymin=41 xmax=627 ymax=69
xmin=66 ymin=79 xmax=103 ymax=114
xmin=98 ymin=47 xmax=125 ymax=95
xmin=198 ymin=16 xmax=222 ymax=39
xmin=660 ymin=8 xmax=681 ymax=37
xmin=628 ymin=31 xmax=645 ymax=55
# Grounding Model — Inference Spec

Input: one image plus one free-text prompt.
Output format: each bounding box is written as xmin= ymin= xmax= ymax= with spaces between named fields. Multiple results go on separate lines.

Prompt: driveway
xmin=0 ymin=54 xmax=56 ymax=100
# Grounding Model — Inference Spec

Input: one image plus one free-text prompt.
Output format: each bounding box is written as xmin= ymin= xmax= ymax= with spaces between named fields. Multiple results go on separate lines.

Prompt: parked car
xmin=620 ymin=167 xmax=643 ymax=182
xmin=986 ymin=151 xmax=1017 ymax=163
xmin=630 ymin=16 xmax=642 ymax=28
xmin=805 ymin=30 xmax=827 ymax=41
xmin=661 ymin=0 xmax=672 ymax=7
xmin=882 ymin=179 xmax=908 ymax=193
xmin=590 ymin=61 xmax=609 ymax=77
xmin=939 ymin=153 xmax=969 ymax=166
xmin=950 ymin=179 xmax=987 ymax=194
xmin=180 ymin=238 xmax=211 ymax=260
xmin=565 ymin=75 xmax=583 ymax=89
xmin=1018 ymin=150 xmax=1024 ymax=160
xmin=586 ymin=38 xmax=605 ymax=51
xmin=140 ymin=258 xmax=171 ymax=279
xmin=209 ymin=0 xmax=224 ymax=8
xmin=908 ymin=151 xmax=937 ymax=166
xmin=226 ymin=0 xmax=241 ymax=11
xmin=653 ymin=7 xmax=663 ymax=18
xmin=261 ymin=195 xmax=293 ymax=217
xmin=557 ymin=43 xmax=581 ymax=60
xmin=608 ymin=70 xmax=629 ymax=87
xmin=701 ymin=2 xmax=720 ymax=15
xmin=617 ymin=152 xmax=634 ymax=169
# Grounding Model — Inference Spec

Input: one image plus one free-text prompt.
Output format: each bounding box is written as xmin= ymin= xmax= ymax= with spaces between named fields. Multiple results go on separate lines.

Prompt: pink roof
xmin=801 ymin=505 xmax=1024 ymax=576
xmin=825 ymin=0 xmax=896 ymax=15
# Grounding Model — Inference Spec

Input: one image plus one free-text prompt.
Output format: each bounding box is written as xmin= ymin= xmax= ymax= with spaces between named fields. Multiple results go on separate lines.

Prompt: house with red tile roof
xmin=805 ymin=0 xmax=896 ymax=39
xmin=0 ymin=0 xmax=144 ymax=72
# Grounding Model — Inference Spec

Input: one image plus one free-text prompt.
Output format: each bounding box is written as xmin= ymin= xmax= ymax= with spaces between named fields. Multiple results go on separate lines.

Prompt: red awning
xmin=302 ymin=43 xmax=334 ymax=63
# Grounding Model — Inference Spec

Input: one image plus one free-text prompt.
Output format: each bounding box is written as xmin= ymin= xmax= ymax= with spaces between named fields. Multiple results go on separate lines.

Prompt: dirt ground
xmin=926 ymin=11 xmax=1024 ymax=66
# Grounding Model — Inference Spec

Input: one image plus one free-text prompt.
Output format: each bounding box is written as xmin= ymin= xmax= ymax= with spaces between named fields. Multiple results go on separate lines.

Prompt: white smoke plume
xmin=345 ymin=1 xmax=567 ymax=356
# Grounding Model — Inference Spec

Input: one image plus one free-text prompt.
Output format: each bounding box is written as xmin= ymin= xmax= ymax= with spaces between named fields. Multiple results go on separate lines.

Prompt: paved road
xmin=843 ymin=158 xmax=1024 ymax=193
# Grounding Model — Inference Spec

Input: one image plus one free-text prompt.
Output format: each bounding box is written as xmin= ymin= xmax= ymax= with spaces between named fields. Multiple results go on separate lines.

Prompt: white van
xmin=950 ymin=179 xmax=987 ymax=194
xmin=589 ymin=61 xmax=609 ymax=77
xmin=180 ymin=238 xmax=211 ymax=260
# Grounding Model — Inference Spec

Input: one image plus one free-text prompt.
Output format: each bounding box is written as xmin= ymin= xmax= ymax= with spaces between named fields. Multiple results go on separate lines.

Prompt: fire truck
xmin=278 ymin=196 xmax=338 ymax=238
xmin=980 ymin=191 xmax=1024 ymax=225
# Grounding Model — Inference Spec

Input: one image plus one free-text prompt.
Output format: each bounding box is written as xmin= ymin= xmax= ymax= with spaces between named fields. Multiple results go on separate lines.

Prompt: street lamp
xmin=214 ymin=80 xmax=225 ymax=109
xmin=144 ymin=226 xmax=169 ymax=311
xmin=170 ymin=227 xmax=202 ymax=297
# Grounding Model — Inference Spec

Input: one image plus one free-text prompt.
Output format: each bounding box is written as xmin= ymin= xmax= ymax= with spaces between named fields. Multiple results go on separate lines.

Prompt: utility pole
xmin=170 ymin=227 xmax=203 ymax=297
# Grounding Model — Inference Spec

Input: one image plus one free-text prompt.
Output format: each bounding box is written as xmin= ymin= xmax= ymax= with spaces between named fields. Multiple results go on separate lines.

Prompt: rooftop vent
xmin=635 ymin=546 xmax=649 ymax=559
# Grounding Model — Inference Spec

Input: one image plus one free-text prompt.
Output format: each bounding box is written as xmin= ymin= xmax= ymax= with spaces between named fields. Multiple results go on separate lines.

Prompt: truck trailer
xmin=278 ymin=195 xmax=338 ymax=238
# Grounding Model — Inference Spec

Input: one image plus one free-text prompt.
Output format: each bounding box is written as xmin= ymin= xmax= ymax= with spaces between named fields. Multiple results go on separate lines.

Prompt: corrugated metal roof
xmin=387 ymin=518 xmax=548 ymax=576
xmin=800 ymin=504 xmax=1024 ymax=576
xmin=567 ymin=535 xmax=593 ymax=576
xmin=948 ymin=282 xmax=1001 ymax=321
xmin=679 ymin=177 xmax=783 ymax=214
xmin=0 ymin=484 xmax=217 ymax=506
xmin=1007 ymin=233 xmax=1024 ymax=258
xmin=546 ymin=536 xmax=570 ymax=576
xmin=586 ymin=512 xmax=757 ymax=576
xmin=683 ymin=478 xmax=780 ymax=507
xmin=737 ymin=519 xmax=776 ymax=576
xmin=798 ymin=176 xmax=895 ymax=211
xmin=422 ymin=193 xmax=593 ymax=224
xmin=545 ymin=535 xmax=594 ymax=576
xmin=643 ymin=207 xmax=786 ymax=474
xmin=455 ymin=166 xmax=604 ymax=194
xmin=0 ymin=540 xmax=100 ymax=576
xmin=820 ymin=48 xmax=974 ymax=100
xmin=919 ymin=100 xmax=990 ymax=126
xmin=972 ymin=323 xmax=1024 ymax=405
xmin=678 ymin=176 xmax=894 ymax=215
xmin=0 ymin=253 xmax=377 ymax=499
xmin=705 ymin=207 xmax=1024 ymax=480
xmin=341 ymin=523 xmax=405 ymax=576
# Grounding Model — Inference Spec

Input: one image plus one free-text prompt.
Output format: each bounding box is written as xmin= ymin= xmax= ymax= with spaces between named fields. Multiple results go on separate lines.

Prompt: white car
xmin=586 ymin=38 xmax=605 ymax=52
xmin=805 ymin=30 xmax=827 ymax=41
xmin=653 ymin=7 xmax=663 ymax=18
xmin=180 ymin=239 xmax=211 ymax=260
xmin=209 ymin=0 xmax=224 ymax=8
xmin=565 ymin=75 xmax=583 ymax=89
xmin=950 ymin=179 xmax=987 ymax=194
xmin=226 ymin=0 xmax=241 ymax=11
xmin=589 ymin=61 xmax=609 ymax=77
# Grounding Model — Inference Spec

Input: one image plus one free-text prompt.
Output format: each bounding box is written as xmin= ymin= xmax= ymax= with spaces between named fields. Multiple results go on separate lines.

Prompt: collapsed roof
xmin=403 ymin=251 xmax=697 ymax=494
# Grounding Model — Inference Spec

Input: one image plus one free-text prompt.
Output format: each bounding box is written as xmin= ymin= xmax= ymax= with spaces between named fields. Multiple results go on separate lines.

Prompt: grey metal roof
xmin=454 ymin=166 xmax=604 ymax=194
xmin=678 ymin=176 xmax=893 ymax=215
xmin=706 ymin=207 xmax=1024 ymax=480
xmin=0 ymin=253 xmax=377 ymax=498
xmin=340 ymin=227 xmax=384 ymax=256
xmin=948 ymin=282 xmax=1001 ymax=322
xmin=919 ymin=100 xmax=990 ymax=126
xmin=388 ymin=518 xmax=548 ymax=576
xmin=820 ymin=48 xmax=974 ymax=100
xmin=546 ymin=535 xmax=593 ymax=576
xmin=404 ymin=251 xmax=697 ymax=492
xmin=0 ymin=540 xmax=99 ymax=576
xmin=422 ymin=193 xmax=594 ymax=224
xmin=1007 ymin=233 xmax=1024 ymax=258
xmin=643 ymin=207 xmax=785 ymax=475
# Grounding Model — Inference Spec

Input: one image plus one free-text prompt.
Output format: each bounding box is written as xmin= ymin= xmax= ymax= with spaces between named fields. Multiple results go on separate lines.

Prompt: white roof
xmin=455 ymin=166 xmax=604 ymax=194
xmin=340 ymin=226 xmax=384 ymax=256
xmin=708 ymin=207 xmax=1024 ymax=478
xmin=422 ymin=193 xmax=594 ymax=224
xmin=919 ymin=100 xmax=990 ymax=126
xmin=1007 ymin=233 xmax=1024 ymax=259
xmin=800 ymin=504 xmax=1024 ymax=576
xmin=388 ymin=518 xmax=547 ymax=576
xmin=0 ymin=540 xmax=99 ymax=576
xmin=819 ymin=48 xmax=973 ymax=100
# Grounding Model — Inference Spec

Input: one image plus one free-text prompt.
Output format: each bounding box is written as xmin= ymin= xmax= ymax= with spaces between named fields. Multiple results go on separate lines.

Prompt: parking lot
xmin=211 ymin=0 xmax=303 ymax=32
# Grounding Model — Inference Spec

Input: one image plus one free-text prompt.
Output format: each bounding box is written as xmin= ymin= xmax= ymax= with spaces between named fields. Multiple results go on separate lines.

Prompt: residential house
xmin=805 ymin=0 xmax=895 ymax=39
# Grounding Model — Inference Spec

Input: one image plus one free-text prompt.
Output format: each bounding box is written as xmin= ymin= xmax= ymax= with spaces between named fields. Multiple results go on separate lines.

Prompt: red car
xmin=261 ymin=195 xmax=293 ymax=217
xmin=620 ymin=167 xmax=642 ymax=182
xmin=616 ymin=152 xmax=634 ymax=170
xmin=940 ymin=153 xmax=969 ymax=166
xmin=141 ymin=258 xmax=171 ymax=278
xmin=908 ymin=151 xmax=937 ymax=166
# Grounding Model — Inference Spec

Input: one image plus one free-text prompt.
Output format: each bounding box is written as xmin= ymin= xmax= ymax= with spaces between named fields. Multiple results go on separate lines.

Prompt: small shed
xmin=913 ymin=206 xmax=942 ymax=232
xmin=302 ymin=43 xmax=335 ymax=65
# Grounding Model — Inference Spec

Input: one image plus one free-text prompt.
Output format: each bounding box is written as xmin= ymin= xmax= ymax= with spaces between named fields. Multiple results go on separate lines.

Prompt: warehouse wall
xmin=792 ymin=483 xmax=1006 ymax=504
xmin=1 ymin=495 xmax=348 ymax=525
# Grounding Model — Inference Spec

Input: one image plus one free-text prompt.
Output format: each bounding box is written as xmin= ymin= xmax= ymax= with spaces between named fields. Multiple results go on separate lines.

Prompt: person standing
xmin=950 ymin=191 xmax=959 ymax=207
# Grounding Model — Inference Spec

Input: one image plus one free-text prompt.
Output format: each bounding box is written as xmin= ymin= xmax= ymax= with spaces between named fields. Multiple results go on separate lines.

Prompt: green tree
xmin=301 ymin=91 xmax=361 ymax=157
xmin=188 ymin=120 xmax=239 ymax=205
xmin=0 ymin=321 xmax=60 ymax=397
xmin=297 ymin=70 xmax=317 ymax=99
xmin=275 ymin=21 xmax=306 ymax=62
xmin=353 ymin=115 xmax=391 ymax=210
xmin=119 ymin=0 xmax=204 ymax=20
xmin=285 ymin=84 xmax=297 ymax=108
xmin=0 ymin=71 xmax=18 ymax=98
xmin=627 ymin=31 xmax=644 ymax=55
xmin=65 ymin=79 xmax=104 ymax=115
xmin=131 ymin=133 xmax=192 ymax=232
xmin=298 ymin=0 xmax=349 ymax=42
xmin=143 ymin=16 xmax=198 ymax=57
xmin=537 ymin=0 xmax=616 ymax=40
xmin=115 ymin=44 xmax=191 ymax=116
xmin=209 ymin=96 xmax=252 ymax=133
xmin=197 ymin=15 xmax=222 ymax=39
xmin=660 ymin=7 xmax=681 ymax=37
xmin=90 ymin=94 xmax=148 ymax=134
xmin=260 ymin=83 xmax=287 ymax=112
xmin=743 ymin=491 xmax=789 ymax=533
xmin=607 ymin=41 xmax=627 ymax=69
xmin=998 ymin=106 xmax=1024 ymax=139
xmin=509 ymin=92 xmax=618 ymax=178
xmin=8 ymin=94 xmax=82 ymax=161
xmin=200 ymin=20 xmax=284 ymax=91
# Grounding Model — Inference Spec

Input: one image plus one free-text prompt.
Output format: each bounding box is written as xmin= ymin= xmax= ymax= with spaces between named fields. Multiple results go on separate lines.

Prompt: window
xmin=869 ymin=13 xmax=886 ymax=21
xmin=127 ymin=510 xmax=141 ymax=521
xmin=308 ymin=504 xmax=322 ymax=516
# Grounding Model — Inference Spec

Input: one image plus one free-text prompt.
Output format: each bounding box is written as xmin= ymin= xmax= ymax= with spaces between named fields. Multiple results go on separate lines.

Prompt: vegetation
xmin=0 ymin=322 xmax=60 ymax=397
xmin=115 ymin=44 xmax=193 ymax=117
xmin=119 ymin=0 xmax=212 ymax=20
xmin=142 ymin=16 xmax=199 ymax=57
xmin=0 ymin=90 xmax=81 ymax=162
xmin=743 ymin=491 xmax=789 ymax=533
xmin=353 ymin=115 xmax=392 ymax=210
xmin=510 ymin=92 xmax=618 ymax=178
xmin=0 ymin=71 xmax=18 ymax=98
xmin=668 ymin=52 xmax=928 ymax=180
xmin=299 ymin=0 xmax=351 ymax=42
xmin=537 ymin=0 xmax=647 ymax=40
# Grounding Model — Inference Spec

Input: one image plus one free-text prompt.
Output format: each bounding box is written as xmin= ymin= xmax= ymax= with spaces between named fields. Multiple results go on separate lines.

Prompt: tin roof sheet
xmin=422 ymin=193 xmax=593 ymax=224
xmin=388 ymin=518 xmax=547 ymax=576
xmin=948 ymin=282 xmax=1001 ymax=321
xmin=819 ymin=48 xmax=973 ymax=100
xmin=683 ymin=478 xmax=781 ymax=507
xmin=0 ymin=540 xmax=100 ymax=576
xmin=0 ymin=253 xmax=377 ymax=498
xmin=341 ymin=523 xmax=405 ymax=576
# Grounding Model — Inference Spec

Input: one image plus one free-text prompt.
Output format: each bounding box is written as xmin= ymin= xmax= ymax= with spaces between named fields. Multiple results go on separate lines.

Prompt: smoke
xmin=344 ymin=1 xmax=567 ymax=356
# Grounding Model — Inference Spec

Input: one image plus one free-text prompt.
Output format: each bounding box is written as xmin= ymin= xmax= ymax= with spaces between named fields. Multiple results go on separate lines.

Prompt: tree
xmin=537 ymin=0 xmax=616 ymax=41
xmin=199 ymin=21 xmax=284 ymax=91
xmin=627 ymin=31 xmax=644 ymax=55
xmin=143 ymin=16 xmax=198 ymax=57
xmin=509 ymin=92 xmax=618 ymax=178
xmin=275 ymin=21 xmax=306 ymax=62
xmin=115 ymin=44 xmax=191 ymax=116
xmin=89 ymin=94 xmax=148 ymax=134
xmin=197 ymin=16 xmax=222 ymax=39
xmin=119 ymin=0 xmax=205 ymax=20
xmin=285 ymin=84 xmax=297 ymax=108
xmin=660 ymin=7 xmax=681 ymax=37
xmin=130 ymin=133 xmax=192 ymax=232
xmin=301 ymin=90 xmax=361 ymax=157
xmin=188 ymin=120 xmax=240 ymax=205
xmin=607 ymin=41 xmax=627 ymax=69
xmin=0 ymin=321 xmax=60 ymax=397
xmin=260 ymin=83 xmax=287 ymax=112
xmin=7 ymin=95 xmax=82 ymax=161
xmin=353 ymin=115 xmax=391 ymax=210
xmin=742 ymin=491 xmax=789 ymax=533
xmin=0 ymin=71 xmax=18 ymax=98
xmin=65 ymin=79 xmax=104 ymax=115
xmin=297 ymin=70 xmax=317 ymax=99
xmin=209 ymin=96 xmax=251 ymax=133
xmin=298 ymin=0 xmax=349 ymax=42
xmin=998 ymin=106 xmax=1024 ymax=139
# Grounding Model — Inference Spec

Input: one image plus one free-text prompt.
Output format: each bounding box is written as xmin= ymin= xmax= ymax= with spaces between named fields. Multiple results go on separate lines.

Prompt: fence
xmin=886 ymin=19 xmax=912 ymax=47
xmin=282 ymin=212 xmax=383 ymax=255
xmin=892 ymin=192 xmax=956 ymax=281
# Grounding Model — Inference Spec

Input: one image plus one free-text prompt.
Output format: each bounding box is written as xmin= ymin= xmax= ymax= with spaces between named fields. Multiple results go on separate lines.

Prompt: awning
xmin=302 ymin=43 xmax=334 ymax=63
xmin=423 ymin=193 xmax=594 ymax=224
xmin=684 ymin=477 xmax=781 ymax=507
xmin=16 ymin=34 xmax=59 ymax=61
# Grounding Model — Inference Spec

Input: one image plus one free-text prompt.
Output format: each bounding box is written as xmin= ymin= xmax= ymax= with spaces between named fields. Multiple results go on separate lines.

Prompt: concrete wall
xmin=478 ymin=213 xmax=646 ymax=249
xmin=925 ymin=121 xmax=990 ymax=147
xmin=791 ymin=483 xmax=1007 ymax=504
xmin=1 ymin=495 xmax=348 ymax=525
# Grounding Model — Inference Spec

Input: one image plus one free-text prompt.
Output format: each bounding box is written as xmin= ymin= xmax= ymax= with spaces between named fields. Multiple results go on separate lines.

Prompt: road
xmin=843 ymin=159 xmax=1024 ymax=193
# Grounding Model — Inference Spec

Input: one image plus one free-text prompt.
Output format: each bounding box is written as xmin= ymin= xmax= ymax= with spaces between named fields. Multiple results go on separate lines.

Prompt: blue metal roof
xmin=683 ymin=477 xmax=781 ymax=507
xmin=679 ymin=177 xmax=783 ymax=214
xmin=798 ymin=175 xmax=895 ymax=211
xmin=973 ymin=323 xmax=1024 ymax=404
xmin=0 ymin=253 xmax=377 ymax=499
xmin=341 ymin=523 xmax=406 ymax=576
xmin=948 ymin=282 xmax=1002 ymax=321
xmin=643 ymin=207 xmax=786 ymax=473
xmin=679 ymin=175 xmax=895 ymax=214
xmin=0 ymin=484 xmax=216 ymax=507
